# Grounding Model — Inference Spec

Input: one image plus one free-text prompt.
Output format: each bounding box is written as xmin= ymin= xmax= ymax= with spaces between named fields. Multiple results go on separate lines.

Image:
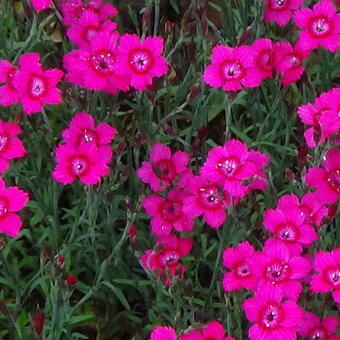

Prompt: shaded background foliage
xmin=0 ymin=0 xmax=339 ymax=339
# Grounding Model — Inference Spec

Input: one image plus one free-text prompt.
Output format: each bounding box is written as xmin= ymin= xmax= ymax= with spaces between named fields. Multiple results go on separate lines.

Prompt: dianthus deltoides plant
xmin=0 ymin=0 xmax=340 ymax=339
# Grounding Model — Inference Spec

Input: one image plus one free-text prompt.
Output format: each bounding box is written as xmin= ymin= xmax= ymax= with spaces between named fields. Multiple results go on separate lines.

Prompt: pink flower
xmin=243 ymin=285 xmax=302 ymax=340
xmin=311 ymin=248 xmax=340 ymax=303
xmin=273 ymin=42 xmax=309 ymax=86
xmin=263 ymin=206 xmax=318 ymax=255
xmin=305 ymin=149 xmax=340 ymax=203
xmin=297 ymin=89 xmax=340 ymax=147
xmin=202 ymin=45 xmax=263 ymax=91
xmin=248 ymin=239 xmax=311 ymax=300
xmin=200 ymin=139 xmax=268 ymax=197
xmin=63 ymin=31 xmax=129 ymax=94
xmin=182 ymin=176 xmax=231 ymax=229
xmin=150 ymin=326 xmax=177 ymax=340
xmin=115 ymin=34 xmax=169 ymax=91
xmin=298 ymin=311 xmax=340 ymax=340
xmin=0 ymin=120 xmax=26 ymax=173
xmin=12 ymin=53 xmax=63 ymax=114
xmin=30 ymin=0 xmax=51 ymax=11
xmin=294 ymin=0 xmax=340 ymax=52
xmin=277 ymin=193 xmax=328 ymax=227
xmin=0 ymin=178 xmax=29 ymax=238
xmin=66 ymin=10 xmax=117 ymax=49
xmin=0 ymin=60 xmax=19 ymax=106
xmin=61 ymin=0 xmax=118 ymax=26
xmin=137 ymin=143 xmax=191 ymax=192
xmin=251 ymin=39 xmax=274 ymax=82
xmin=142 ymin=189 xmax=194 ymax=236
xmin=178 ymin=321 xmax=235 ymax=340
xmin=264 ymin=0 xmax=303 ymax=26
xmin=222 ymin=241 xmax=257 ymax=291
xmin=52 ymin=143 xmax=112 ymax=185
xmin=141 ymin=235 xmax=192 ymax=286
xmin=61 ymin=112 xmax=117 ymax=148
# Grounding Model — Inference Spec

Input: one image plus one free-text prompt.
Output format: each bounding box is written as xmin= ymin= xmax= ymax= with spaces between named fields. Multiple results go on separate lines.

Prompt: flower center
xmin=159 ymin=250 xmax=180 ymax=266
xmin=235 ymin=262 xmax=250 ymax=278
xmin=310 ymin=16 xmax=332 ymax=37
xmin=92 ymin=50 xmax=115 ymax=74
xmin=71 ymin=157 xmax=89 ymax=175
xmin=266 ymin=260 xmax=289 ymax=283
xmin=325 ymin=266 xmax=340 ymax=287
xmin=269 ymin=0 xmax=287 ymax=9
xmin=0 ymin=198 xmax=8 ymax=217
xmin=260 ymin=303 xmax=281 ymax=329
xmin=309 ymin=327 xmax=327 ymax=340
xmin=300 ymin=205 xmax=315 ymax=225
xmin=30 ymin=76 xmax=46 ymax=98
xmin=216 ymin=158 xmax=239 ymax=177
xmin=258 ymin=50 xmax=272 ymax=72
xmin=289 ymin=54 xmax=301 ymax=67
xmin=80 ymin=129 xmax=97 ymax=144
xmin=277 ymin=224 xmax=299 ymax=242
xmin=327 ymin=169 xmax=340 ymax=192
xmin=221 ymin=61 xmax=244 ymax=80
xmin=154 ymin=160 xmax=176 ymax=184
xmin=198 ymin=185 xmax=223 ymax=209
xmin=0 ymin=134 xmax=8 ymax=153
xmin=84 ymin=26 xmax=98 ymax=42
xmin=129 ymin=48 xmax=153 ymax=74
xmin=160 ymin=200 xmax=182 ymax=221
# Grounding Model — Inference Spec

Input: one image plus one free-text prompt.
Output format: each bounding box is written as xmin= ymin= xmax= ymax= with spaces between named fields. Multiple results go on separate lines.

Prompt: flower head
xmin=294 ymin=0 xmax=340 ymax=52
xmin=243 ymin=285 xmax=302 ymax=340
xmin=137 ymin=143 xmax=191 ymax=192
xmin=0 ymin=60 xmax=19 ymax=107
xmin=115 ymin=34 xmax=169 ymax=91
xmin=12 ymin=53 xmax=63 ymax=114
xmin=0 ymin=120 xmax=26 ymax=173
xmin=264 ymin=0 xmax=303 ymax=26
xmin=179 ymin=321 xmax=235 ymax=340
xmin=52 ymin=143 xmax=112 ymax=185
xmin=222 ymin=241 xmax=257 ymax=291
xmin=30 ymin=0 xmax=51 ymax=11
xmin=251 ymin=38 xmax=274 ymax=81
xmin=305 ymin=149 xmax=340 ymax=203
xmin=311 ymin=248 xmax=340 ymax=303
xmin=0 ymin=178 xmax=29 ymax=238
xmin=203 ymin=45 xmax=263 ymax=91
xmin=150 ymin=326 xmax=177 ymax=340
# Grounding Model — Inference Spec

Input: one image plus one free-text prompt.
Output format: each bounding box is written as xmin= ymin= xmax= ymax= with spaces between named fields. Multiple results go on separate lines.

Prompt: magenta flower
xmin=115 ymin=34 xmax=169 ymax=91
xmin=61 ymin=112 xmax=117 ymax=148
xmin=311 ymin=248 xmax=340 ymax=303
xmin=12 ymin=53 xmax=63 ymax=114
xmin=273 ymin=42 xmax=309 ymax=86
xmin=66 ymin=10 xmax=117 ymax=49
xmin=243 ymin=285 xmax=302 ymax=340
xmin=149 ymin=326 xmax=177 ymax=340
xmin=141 ymin=235 xmax=192 ymax=286
xmin=251 ymin=39 xmax=274 ymax=82
xmin=0 ymin=178 xmax=29 ymax=238
xmin=277 ymin=193 xmax=328 ymax=227
xmin=0 ymin=60 xmax=19 ymax=107
xmin=142 ymin=189 xmax=194 ymax=236
xmin=30 ymin=0 xmax=51 ymax=11
xmin=52 ymin=143 xmax=112 ymax=185
xmin=200 ymin=139 xmax=268 ymax=197
xmin=222 ymin=241 xmax=257 ymax=291
xmin=137 ymin=143 xmax=191 ymax=192
xmin=179 ymin=321 xmax=235 ymax=340
xmin=264 ymin=0 xmax=303 ymax=26
xmin=297 ymin=89 xmax=340 ymax=147
xmin=182 ymin=176 xmax=231 ymax=229
xmin=249 ymin=239 xmax=311 ymax=300
xmin=294 ymin=0 xmax=340 ymax=52
xmin=61 ymin=0 xmax=119 ymax=26
xmin=298 ymin=311 xmax=340 ymax=340
xmin=263 ymin=206 xmax=318 ymax=255
xmin=63 ymin=31 xmax=130 ymax=94
xmin=0 ymin=120 xmax=26 ymax=173
xmin=305 ymin=149 xmax=340 ymax=203
xmin=203 ymin=45 xmax=263 ymax=91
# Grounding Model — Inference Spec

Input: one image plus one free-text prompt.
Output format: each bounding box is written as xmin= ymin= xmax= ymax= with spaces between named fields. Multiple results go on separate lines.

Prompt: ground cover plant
xmin=0 ymin=0 xmax=340 ymax=339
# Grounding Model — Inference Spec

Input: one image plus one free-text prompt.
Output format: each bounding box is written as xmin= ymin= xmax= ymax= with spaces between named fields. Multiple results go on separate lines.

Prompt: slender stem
xmin=224 ymin=94 xmax=232 ymax=140
xmin=41 ymin=109 xmax=52 ymax=139
xmin=153 ymin=0 xmax=160 ymax=36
